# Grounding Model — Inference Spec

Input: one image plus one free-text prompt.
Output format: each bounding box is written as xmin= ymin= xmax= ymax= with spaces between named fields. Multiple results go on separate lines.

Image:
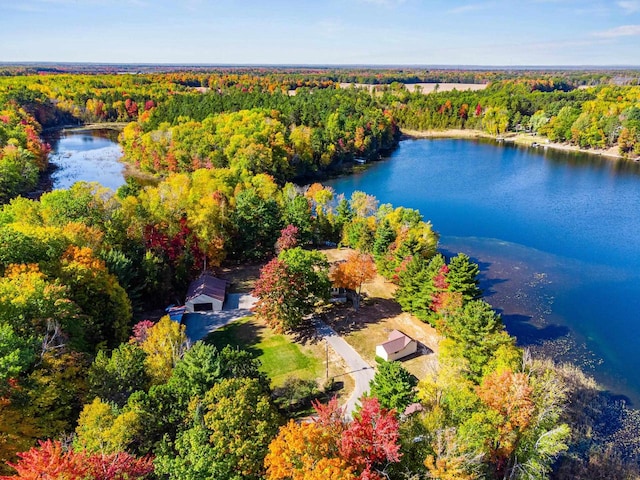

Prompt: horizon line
xmin=2 ymin=61 xmax=640 ymax=71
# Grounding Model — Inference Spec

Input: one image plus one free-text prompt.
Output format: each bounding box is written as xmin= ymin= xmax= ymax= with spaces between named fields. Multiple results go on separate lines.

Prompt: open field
xmin=205 ymin=316 xmax=354 ymax=398
xmin=218 ymin=262 xmax=264 ymax=293
xmin=339 ymin=82 xmax=488 ymax=94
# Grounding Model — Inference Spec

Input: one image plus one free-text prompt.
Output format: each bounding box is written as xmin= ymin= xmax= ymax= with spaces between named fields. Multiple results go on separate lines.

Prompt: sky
xmin=1 ymin=0 xmax=639 ymax=66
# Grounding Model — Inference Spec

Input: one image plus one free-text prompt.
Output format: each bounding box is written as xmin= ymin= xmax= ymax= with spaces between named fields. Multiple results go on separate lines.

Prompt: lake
xmin=45 ymin=128 xmax=126 ymax=191
xmin=325 ymin=138 xmax=640 ymax=405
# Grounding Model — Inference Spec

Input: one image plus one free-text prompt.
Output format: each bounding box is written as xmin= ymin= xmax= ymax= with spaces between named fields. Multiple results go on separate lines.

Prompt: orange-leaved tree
xmin=265 ymin=397 xmax=400 ymax=480
xmin=264 ymin=420 xmax=354 ymax=480
xmin=330 ymin=252 xmax=376 ymax=311
xmin=476 ymin=369 xmax=535 ymax=477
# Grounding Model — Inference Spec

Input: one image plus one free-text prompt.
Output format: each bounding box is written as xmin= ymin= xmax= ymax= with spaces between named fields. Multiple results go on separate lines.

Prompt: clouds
xmin=617 ymin=1 xmax=640 ymax=13
xmin=594 ymin=24 xmax=640 ymax=37
xmin=446 ymin=2 xmax=495 ymax=14
xmin=357 ymin=0 xmax=406 ymax=6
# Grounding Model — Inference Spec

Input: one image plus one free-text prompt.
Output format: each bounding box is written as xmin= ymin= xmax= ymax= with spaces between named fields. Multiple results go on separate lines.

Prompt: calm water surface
xmin=46 ymin=129 xmax=126 ymax=191
xmin=326 ymin=139 xmax=640 ymax=404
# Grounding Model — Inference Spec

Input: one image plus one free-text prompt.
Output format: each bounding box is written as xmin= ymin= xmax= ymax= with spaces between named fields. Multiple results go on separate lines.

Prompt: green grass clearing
xmin=205 ymin=316 xmax=324 ymax=387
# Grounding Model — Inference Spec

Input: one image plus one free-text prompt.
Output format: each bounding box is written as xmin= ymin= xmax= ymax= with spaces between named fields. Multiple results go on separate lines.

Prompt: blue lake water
xmin=325 ymin=138 xmax=640 ymax=405
xmin=46 ymin=129 xmax=126 ymax=191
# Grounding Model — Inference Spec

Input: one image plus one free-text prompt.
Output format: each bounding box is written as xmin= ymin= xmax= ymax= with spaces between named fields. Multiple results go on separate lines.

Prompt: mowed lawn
xmin=205 ymin=316 xmax=324 ymax=387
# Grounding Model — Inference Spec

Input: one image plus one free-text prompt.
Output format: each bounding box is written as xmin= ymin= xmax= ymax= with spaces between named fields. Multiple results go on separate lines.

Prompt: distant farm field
xmin=339 ymin=82 xmax=488 ymax=94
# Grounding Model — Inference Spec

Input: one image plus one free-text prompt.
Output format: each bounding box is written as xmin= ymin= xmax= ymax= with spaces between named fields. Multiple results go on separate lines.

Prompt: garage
xmin=185 ymin=273 xmax=228 ymax=312
xmin=193 ymin=302 xmax=213 ymax=312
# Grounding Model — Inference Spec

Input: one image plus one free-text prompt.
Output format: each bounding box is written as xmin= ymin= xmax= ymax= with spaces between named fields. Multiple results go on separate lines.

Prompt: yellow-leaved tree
xmin=264 ymin=420 xmax=354 ymax=480
xmin=140 ymin=316 xmax=189 ymax=384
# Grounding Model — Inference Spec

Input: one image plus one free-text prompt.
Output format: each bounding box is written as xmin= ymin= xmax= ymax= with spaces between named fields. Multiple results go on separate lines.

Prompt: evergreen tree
xmin=372 ymin=219 xmax=395 ymax=261
xmin=231 ymin=188 xmax=282 ymax=260
xmin=395 ymin=254 xmax=447 ymax=324
xmin=87 ymin=342 xmax=149 ymax=408
xmin=369 ymin=359 xmax=418 ymax=412
xmin=446 ymin=253 xmax=481 ymax=302
xmin=443 ymin=300 xmax=511 ymax=380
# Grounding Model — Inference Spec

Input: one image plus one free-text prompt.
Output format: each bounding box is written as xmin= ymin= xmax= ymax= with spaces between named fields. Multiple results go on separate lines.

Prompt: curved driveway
xmin=313 ymin=319 xmax=375 ymax=417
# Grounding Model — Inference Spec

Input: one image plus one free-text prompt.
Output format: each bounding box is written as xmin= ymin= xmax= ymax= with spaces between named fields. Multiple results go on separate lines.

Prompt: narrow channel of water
xmin=326 ymin=138 xmax=640 ymax=405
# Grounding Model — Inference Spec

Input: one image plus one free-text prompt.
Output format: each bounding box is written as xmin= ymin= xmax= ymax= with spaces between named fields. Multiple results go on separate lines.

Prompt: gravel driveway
xmin=313 ymin=319 xmax=375 ymax=417
xmin=183 ymin=293 xmax=257 ymax=342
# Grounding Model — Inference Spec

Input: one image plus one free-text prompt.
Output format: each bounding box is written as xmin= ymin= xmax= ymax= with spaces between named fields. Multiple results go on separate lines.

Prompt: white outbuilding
xmin=375 ymin=330 xmax=418 ymax=362
xmin=185 ymin=274 xmax=228 ymax=312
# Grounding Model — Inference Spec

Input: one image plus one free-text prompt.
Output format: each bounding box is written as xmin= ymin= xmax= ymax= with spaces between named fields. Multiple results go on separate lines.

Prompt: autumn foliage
xmin=330 ymin=252 xmax=377 ymax=295
xmin=252 ymin=258 xmax=301 ymax=331
xmin=1 ymin=440 xmax=153 ymax=480
xmin=330 ymin=251 xmax=377 ymax=310
xmin=275 ymin=224 xmax=299 ymax=253
xmin=264 ymin=421 xmax=354 ymax=480
xmin=265 ymin=397 xmax=401 ymax=480
xmin=477 ymin=369 xmax=535 ymax=475
xmin=252 ymin=248 xmax=329 ymax=331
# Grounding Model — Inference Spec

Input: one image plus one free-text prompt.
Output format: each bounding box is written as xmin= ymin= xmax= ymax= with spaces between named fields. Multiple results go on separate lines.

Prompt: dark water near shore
xmin=44 ymin=129 xmax=126 ymax=191
xmin=326 ymin=138 xmax=640 ymax=405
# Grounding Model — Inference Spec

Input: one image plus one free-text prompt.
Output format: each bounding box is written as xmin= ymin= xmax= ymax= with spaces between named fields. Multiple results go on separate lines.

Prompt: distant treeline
xmin=387 ymin=80 xmax=640 ymax=154
xmin=2 ymin=64 xmax=640 ymax=85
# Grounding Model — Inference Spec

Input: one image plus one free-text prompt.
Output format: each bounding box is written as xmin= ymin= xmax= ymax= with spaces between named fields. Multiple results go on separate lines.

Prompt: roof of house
xmin=186 ymin=274 xmax=227 ymax=303
xmin=378 ymin=330 xmax=415 ymax=355
xmin=403 ymin=402 xmax=424 ymax=416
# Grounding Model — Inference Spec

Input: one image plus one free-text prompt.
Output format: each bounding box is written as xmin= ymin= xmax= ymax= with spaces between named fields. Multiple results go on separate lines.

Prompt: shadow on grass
xmin=398 ymin=342 xmax=434 ymax=363
xmin=290 ymin=322 xmax=322 ymax=346
xmin=274 ymin=378 xmax=346 ymax=420
xmin=203 ymin=318 xmax=267 ymax=359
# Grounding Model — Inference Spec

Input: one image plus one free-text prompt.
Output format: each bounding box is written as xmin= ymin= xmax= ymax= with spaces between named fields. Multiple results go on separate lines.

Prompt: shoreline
xmin=42 ymin=121 xmax=128 ymax=133
xmin=33 ymin=125 xmax=155 ymax=197
xmin=400 ymin=127 xmax=638 ymax=162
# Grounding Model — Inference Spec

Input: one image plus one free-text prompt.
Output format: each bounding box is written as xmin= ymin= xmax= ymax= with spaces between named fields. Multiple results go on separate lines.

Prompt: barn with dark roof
xmin=185 ymin=274 xmax=228 ymax=312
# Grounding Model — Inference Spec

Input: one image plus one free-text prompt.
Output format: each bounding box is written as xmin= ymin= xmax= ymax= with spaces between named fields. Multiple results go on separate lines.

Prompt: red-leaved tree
xmin=340 ymin=397 xmax=401 ymax=479
xmin=252 ymin=258 xmax=302 ymax=331
xmin=2 ymin=440 xmax=153 ymax=480
xmin=131 ymin=319 xmax=155 ymax=344
xmin=275 ymin=224 xmax=299 ymax=253
xmin=264 ymin=397 xmax=400 ymax=480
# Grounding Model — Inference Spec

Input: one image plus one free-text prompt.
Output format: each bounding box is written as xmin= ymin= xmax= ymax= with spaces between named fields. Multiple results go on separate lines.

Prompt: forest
xmin=389 ymin=80 xmax=640 ymax=154
xmin=2 ymin=69 xmax=640 ymax=201
xmin=1 ymin=68 xmax=640 ymax=479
